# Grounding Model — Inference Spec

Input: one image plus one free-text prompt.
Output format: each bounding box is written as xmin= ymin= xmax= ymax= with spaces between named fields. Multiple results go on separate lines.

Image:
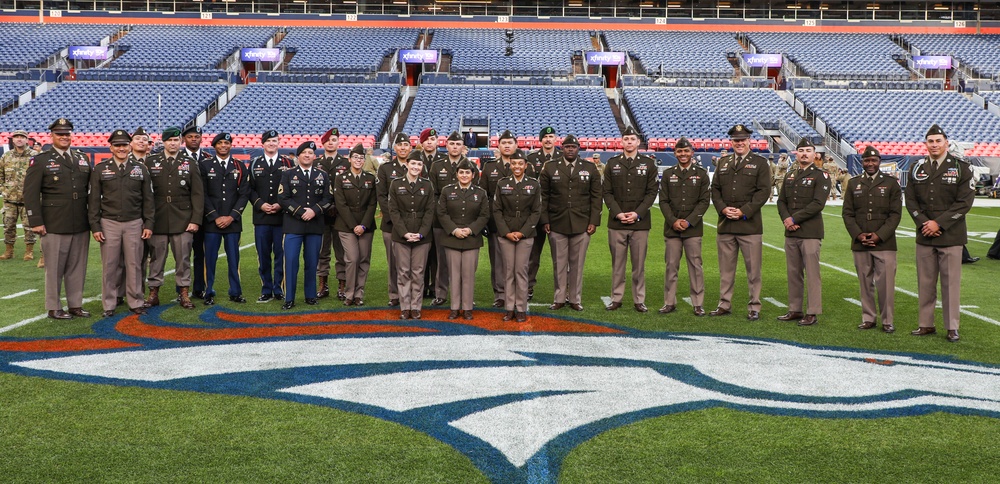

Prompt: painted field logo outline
xmin=2 ymin=306 xmax=1000 ymax=483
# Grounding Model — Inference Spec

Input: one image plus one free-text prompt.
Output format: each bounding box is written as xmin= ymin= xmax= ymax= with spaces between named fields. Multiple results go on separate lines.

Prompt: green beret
xmin=727 ymin=124 xmax=752 ymax=140
xmin=539 ymin=126 xmax=556 ymax=140
xmin=162 ymin=127 xmax=182 ymax=139
xmin=674 ymin=137 xmax=692 ymax=150
xmin=926 ymin=124 xmax=947 ymax=139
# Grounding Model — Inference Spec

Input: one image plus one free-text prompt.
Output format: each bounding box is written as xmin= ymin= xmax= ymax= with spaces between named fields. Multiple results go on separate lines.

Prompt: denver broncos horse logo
xmin=2 ymin=307 xmax=1000 ymax=483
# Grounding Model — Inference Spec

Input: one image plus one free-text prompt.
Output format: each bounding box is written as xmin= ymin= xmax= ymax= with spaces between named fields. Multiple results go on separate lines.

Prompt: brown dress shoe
xmin=447 ymin=310 xmax=460 ymax=319
xmin=634 ymin=303 xmax=649 ymax=313
xmin=858 ymin=321 xmax=877 ymax=330
xmin=144 ymin=286 xmax=160 ymax=308
xmin=911 ymin=327 xmax=937 ymax=336
xmin=68 ymin=307 xmax=91 ymax=318
xmin=658 ymin=304 xmax=676 ymax=314
xmin=399 ymin=310 xmax=410 ymax=320
xmin=797 ymin=314 xmax=818 ymax=326
xmin=605 ymin=301 xmax=622 ymax=311
xmin=493 ymin=299 xmax=505 ymax=308
xmin=130 ymin=307 xmax=148 ymax=316
xmin=568 ymin=303 xmax=584 ymax=311
xmin=502 ymin=311 xmax=515 ymax=321
xmin=709 ymin=307 xmax=731 ymax=316
xmin=337 ymin=280 xmax=347 ymax=300
xmin=947 ymin=330 xmax=960 ymax=342
xmin=776 ymin=312 xmax=804 ymax=321
xmin=102 ymin=310 xmax=115 ymax=318
xmin=463 ymin=310 xmax=474 ymax=320
xmin=693 ymin=306 xmax=706 ymax=317
xmin=515 ymin=312 xmax=527 ymax=323
xmin=388 ymin=298 xmax=400 ymax=307
xmin=48 ymin=310 xmax=72 ymax=320
xmin=317 ymin=276 xmax=330 ymax=298
xmin=549 ymin=302 xmax=565 ymax=310
xmin=411 ymin=310 xmax=422 ymax=320
xmin=882 ymin=324 xmax=895 ymax=333
xmin=747 ymin=310 xmax=760 ymax=321
xmin=344 ymin=298 xmax=355 ymax=306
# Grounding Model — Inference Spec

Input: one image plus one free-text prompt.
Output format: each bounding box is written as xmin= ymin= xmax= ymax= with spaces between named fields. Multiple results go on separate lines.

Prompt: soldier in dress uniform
xmin=200 ymin=132 xmax=250 ymax=306
xmin=24 ymin=118 xmax=93 ymax=320
xmin=248 ymin=130 xmax=293 ymax=303
xmin=0 ymin=129 xmax=38 ymax=261
xmin=709 ymin=124 xmax=771 ymax=321
xmin=388 ymin=156 xmax=435 ymax=320
xmin=377 ymin=132 xmax=414 ymax=307
xmin=128 ymin=127 xmax=150 ymax=163
xmin=334 ymin=143 xmax=378 ymax=306
xmin=182 ymin=125 xmax=212 ymax=299
xmin=122 ymin=126 xmax=151 ymax=303
xmin=412 ymin=128 xmax=441 ymax=298
xmin=277 ymin=141 xmax=332 ymax=310
xmin=538 ymin=134 xmax=601 ymax=312
xmin=905 ymin=124 xmax=975 ymax=342
xmin=316 ymin=127 xmax=350 ymax=300
xmin=843 ymin=146 xmax=901 ymax=333
xmin=143 ymin=127 xmax=203 ymax=310
xmin=493 ymin=152 xmax=541 ymax=322
xmin=657 ymin=137 xmax=711 ymax=316
xmin=437 ymin=159 xmax=490 ymax=319
xmin=525 ymin=126 xmax=560 ymax=300
xmin=602 ymin=126 xmax=658 ymax=313
xmin=89 ymin=130 xmax=154 ymax=317
xmin=775 ymin=138 xmax=831 ymax=326
xmin=428 ymin=131 xmax=480 ymax=306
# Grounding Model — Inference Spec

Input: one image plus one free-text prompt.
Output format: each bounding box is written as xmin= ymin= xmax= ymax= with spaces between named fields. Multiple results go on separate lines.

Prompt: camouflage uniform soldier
xmin=823 ymin=157 xmax=840 ymax=200
xmin=0 ymin=130 xmax=38 ymax=261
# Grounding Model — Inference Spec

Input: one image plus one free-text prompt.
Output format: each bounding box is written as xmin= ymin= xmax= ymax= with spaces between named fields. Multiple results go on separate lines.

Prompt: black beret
xmin=861 ymin=146 xmax=881 ymax=159
xmin=350 ymin=143 xmax=366 ymax=157
xmin=132 ymin=127 xmax=148 ymax=138
xmin=926 ymin=124 xmax=947 ymax=139
xmin=499 ymin=130 xmax=516 ymax=141
xmin=561 ymin=134 xmax=580 ymax=147
xmin=181 ymin=126 xmax=202 ymax=137
xmin=49 ymin=117 xmax=73 ymax=133
xmin=261 ymin=130 xmax=279 ymax=143
xmin=296 ymin=141 xmax=316 ymax=156
xmin=393 ymin=132 xmax=410 ymax=145
xmin=162 ymin=126 xmax=182 ymax=139
xmin=674 ymin=137 xmax=692 ymax=150
xmin=447 ymin=131 xmax=463 ymax=142
xmin=108 ymin=129 xmax=131 ymax=145
xmin=727 ymin=124 xmax=752 ymax=140
xmin=622 ymin=126 xmax=639 ymax=137
xmin=212 ymin=133 xmax=232 ymax=146
xmin=539 ymin=126 xmax=556 ymax=140
xmin=796 ymin=138 xmax=814 ymax=149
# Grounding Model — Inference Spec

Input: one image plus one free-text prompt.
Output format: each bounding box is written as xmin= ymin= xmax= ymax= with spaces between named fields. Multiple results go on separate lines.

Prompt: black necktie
xmin=166 ymin=157 xmax=175 ymax=165
xmin=118 ymin=163 xmax=125 ymax=174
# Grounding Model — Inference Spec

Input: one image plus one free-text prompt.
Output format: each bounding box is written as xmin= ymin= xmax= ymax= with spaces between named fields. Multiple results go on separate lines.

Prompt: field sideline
xmin=2 ymin=202 xmax=1000 ymax=482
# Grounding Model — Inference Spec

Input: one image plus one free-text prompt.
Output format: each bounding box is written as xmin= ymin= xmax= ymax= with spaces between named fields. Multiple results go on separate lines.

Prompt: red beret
xmin=419 ymin=128 xmax=437 ymax=143
xmin=320 ymin=128 xmax=340 ymax=145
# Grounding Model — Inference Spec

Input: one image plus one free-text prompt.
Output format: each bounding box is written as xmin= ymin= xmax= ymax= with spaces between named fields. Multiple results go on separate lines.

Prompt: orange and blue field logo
xmin=2 ymin=307 xmax=1000 ymax=483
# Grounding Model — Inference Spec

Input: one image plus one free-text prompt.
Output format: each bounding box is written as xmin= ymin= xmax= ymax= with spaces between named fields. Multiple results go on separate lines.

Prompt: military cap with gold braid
xmin=49 ymin=117 xmax=73 ymax=134
xmin=727 ymin=124 xmax=752 ymax=140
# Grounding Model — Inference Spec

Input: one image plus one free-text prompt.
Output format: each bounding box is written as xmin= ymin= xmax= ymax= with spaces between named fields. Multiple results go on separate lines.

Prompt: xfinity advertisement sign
xmin=742 ymin=54 xmax=783 ymax=68
xmin=585 ymin=51 xmax=626 ymax=66
xmin=912 ymin=55 xmax=952 ymax=70
xmin=68 ymin=46 xmax=108 ymax=60
xmin=399 ymin=50 xmax=439 ymax=64
xmin=241 ymin=48 xmax=281 ymax=62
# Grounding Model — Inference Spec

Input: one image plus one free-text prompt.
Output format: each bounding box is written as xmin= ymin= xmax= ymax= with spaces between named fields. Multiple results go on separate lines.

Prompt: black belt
xmin=4 ymin=201 xmax=24 ymax=206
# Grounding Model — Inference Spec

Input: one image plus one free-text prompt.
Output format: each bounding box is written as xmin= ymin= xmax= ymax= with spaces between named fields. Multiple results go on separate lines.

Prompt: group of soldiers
xmin=767 ymin=151 xmax=851 ymax=202
xmin=7 ymin=118 xmax=974 ymax=341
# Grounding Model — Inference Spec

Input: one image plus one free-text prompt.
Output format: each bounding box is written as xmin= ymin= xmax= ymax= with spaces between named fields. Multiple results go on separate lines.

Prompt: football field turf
xmin=2 ymin=202 xmax=1000 ymax=483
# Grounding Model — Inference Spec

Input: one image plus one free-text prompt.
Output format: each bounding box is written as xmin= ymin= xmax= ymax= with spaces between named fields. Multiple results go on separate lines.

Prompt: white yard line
xmin=1 ymin=289 xmax=36 ymax=299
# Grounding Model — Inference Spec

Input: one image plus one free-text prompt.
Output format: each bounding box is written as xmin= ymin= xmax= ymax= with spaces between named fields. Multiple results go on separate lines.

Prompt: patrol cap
xmin=393 ymin=132 xmax=410 ymax=145
xmin=674 ymin=137 xmax=692 ymax=150
xmin=108 ymin=129 xmax=132 ymax=145
xmin=296 ymin=141 xmax=317 ymax=156
xmin=181 ymin=126 xmax=202 ymax=137
xmin=511 ymin=149 xmax=527 ymax=160
xmin=796 ymin=137 xmax=815 ymax=149
xmin=622 ymin=126 xmax=639 ymax=138
xmin=212 ymin=133 xmax=232 ymax=146
xmin=349 ymin=143 xmax=366 ymax=157
xmin=727 ymin=124 xmax=752 ymax=140
xmin=498 ymin=130 xmax=515 ymax=141
xmin=419 ymin=128 xmax=437 ymax=143
xmin=49 ymin=118 xmax=73 ymax=134
xmin=261 ymin=129 xmax=279 ymax=144
xmin=561 ymin=134 xmax=580 ymax=147
xmin=132 ymin=127 xmax=148 ymax=139
xmin=925 ymin=124 xmax=947 ymax=139
xmin=447 ymin=131 xmax=463 ymax=142
xmin=11 ymin=129 xmax=28 ymax=138
xmin=539 ymin=126 xmax=556 ymax=140
xmin=456 ymin=159 xmax=475 ymax=172
xmin=861 ymin=145 xmax=881 ymax=159
xmin=161 ymin=126 xmax=182 ymax=140
xmin=321 ymin=128 xmax=340 ymax=144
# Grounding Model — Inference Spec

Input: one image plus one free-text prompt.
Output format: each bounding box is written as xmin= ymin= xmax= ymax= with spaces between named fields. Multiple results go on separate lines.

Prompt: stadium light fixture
xmin=787 ymin=3 xmax=802 ymax=9
xmin=866 ymin=3 xmax=880 ymax=9
xmin=932 ymin=4 xmax=949 ymax=10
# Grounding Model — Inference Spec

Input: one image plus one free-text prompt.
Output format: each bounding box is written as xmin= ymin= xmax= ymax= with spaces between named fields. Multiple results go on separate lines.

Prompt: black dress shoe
xmin=130 ymin=307 xmax=148 ymax=316
xmin=229 ymin=295 xmax=247 ymax=303
xmin=492 ymin=299 xmax=505 ymax=308
xmin=193 ymin=291 xmax=205 ymax=299
xmin=747 ymin=310 xmax=760 ymax=321
xmin=102 ymin=310 xmax=115 ymax=318
xmin=858 ymin=321 xmax=877 ymax=330
xmin=693 ymin=306 xmax=706 ymax=317
xmin=515 ymin=312 xmax=527 ymax=322
xmin=115 ymin=297 xmax=125 ymax=307
xmin=68 ymin=307 xmax=91 ymax=318
xmin=273 ymin=294 xmax=284 ymax=301
xmin=282 ymin=301 xmax=295 ymax=310
xmin=605 ymin=301 xmax=622 ymax=311
xmin=431 ymin=298 xmax=447 ymax=306
xmin=549 ymin=302 xmax=565 ymax=310
xmin=658 ymin=304 xmax=676 ymax=314
xmin=962 ymin=257 xmax=980 ymax=264
xmin=411 ymin=310 xmax=422 ymax=320
xmin=305 ymin=298 xmax=318 ymax=305
xmin=463 ymin=310 xmax=474 ymax=320
xmin=911 ymin=327 xmax=937 ymax=336
xmin=568 ymin=303 xmax=584 ymax=311
xmin=947 ymin=330 xmax=960 ymax=342
xmin=48 ymin=310 xmax=72 ymax=320
xmin=776 ymin=311 xmax=804 ymax=321
xmin=797 ymin=314 xmax=818 ymax=326
xmin=389 ymin=298 xmax=400 ymax=307
xmin=448 ymin=310 xmax=460 ymax=319
xmin=203 ymin=296 xmax=215 ymax=306
xmin=502 ymin=311 xmax=515 ymax=321
xmin=709 ymin=307 xmax=731 ymax=316
xmin=257 ymin=294 xmax=272 ymax=303
xmin=527 ymin=287 xmax=534 ymax=301
xmin=634 ymin=303 xmax=649 ymax=313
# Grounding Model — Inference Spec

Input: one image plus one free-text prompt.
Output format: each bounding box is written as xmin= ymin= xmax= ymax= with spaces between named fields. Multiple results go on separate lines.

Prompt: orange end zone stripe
xmin=0 ymin=338 xmax=142 ymax=353
xmin=115 ymin=314 xmax=436 ymax=341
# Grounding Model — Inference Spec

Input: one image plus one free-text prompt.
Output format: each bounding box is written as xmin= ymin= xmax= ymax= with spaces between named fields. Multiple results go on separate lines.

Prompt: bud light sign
xmin=399 ymin=50 xmax=439 ymax=64
xmin=912 ymin=55 xmax=952 ymax=70
xmin=585 ymin=51 xmax=626 ymax=66
xmin=742 ymin=54 xmax=783 ymax=68
xmin=68 ymin=46 xmax=108 ymax=60
xmin=241 ymin=48 xmax=281 ymax=62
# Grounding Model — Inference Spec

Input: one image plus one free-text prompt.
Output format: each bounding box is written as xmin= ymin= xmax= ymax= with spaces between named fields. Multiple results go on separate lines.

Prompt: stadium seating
xmin=278 ymin=27 xmax=420 ymax=74
xmin=202 ymin=83 xmax=399 ymax=148
xmin=111 ymin=26 xmax=277 ymax=70
xmin=0 ymin=80 xmax=38 ymax=111
xmin=746 ymin=33 xmax=909 ymax=80
xmin=0 ymin=23 xmax=119 ymax=69
xmin=402 ymin=85 xmax=620 ymax=142
xmin=602 ymin=31 xmax=740 ymax=79
xmin=431 ymin=29 xmax=589 ymax=76
xmin=903 ymin=34 xmax=1000 ymax=79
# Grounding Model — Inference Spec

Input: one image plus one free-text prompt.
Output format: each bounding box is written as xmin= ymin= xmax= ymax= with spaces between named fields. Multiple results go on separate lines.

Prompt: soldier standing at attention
xmin=775 ymin=139 xmax=831 ymax=326
xmin=143 ymin=127 xmax=203 ymax=310
xmin=182 ymin=126 xmax=212 ymax=299
xmin=0 ymin=129 xmax=38 ymax=261
xmin=249 ymin=130 xmax=293 ymax=303
xmin=843 ymin=146 xmax=901 ymax=333
xmin=436 ymin=159 xmax=490 ymax=320
xmin=89 ymin=130 xmax=154 ymax=317
xmin=602 ymin=126 xmax=658 ymax=313
xmin=200 ymin=133 xmax=250 ymax=306
xmin=278 ymin=141 xmax=332 ymax=310
xmin=316 ymin=127 xmax=350 ymax=301
xmin=657 ymin=137 xmax=711 ymax=316
xmin=525 ymin=126 xmax=561 ymax=300
xmin=479 ymin=130 xmax=527 ymax=308
xmin=709 ymin=124 xmax=771 ymax=321
xmin=493 ymin=152 xmax=541 ymax=323
xmin=388 ymin=156 xmax=435 ymax=320
xmin=333 ymin=144 xmax=378 ymax=306
xmin=23 ymin=118 xmax=92 ymax=320
xmin=905 ymin=124 xmax=975 ymax=343
xmin=377 ymin=133 xmax=414 ymax=307
xmin=429 ymin=131 xmax=479 ymax=306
